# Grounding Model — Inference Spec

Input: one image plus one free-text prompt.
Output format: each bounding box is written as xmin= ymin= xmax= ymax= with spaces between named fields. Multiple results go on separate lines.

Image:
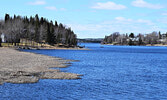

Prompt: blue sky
xmin=0 ymin=0 xmax=167 ymax=38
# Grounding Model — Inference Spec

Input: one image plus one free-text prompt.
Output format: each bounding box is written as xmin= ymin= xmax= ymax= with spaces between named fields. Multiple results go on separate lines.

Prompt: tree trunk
xmin=0 ymin=38 xmax=1 ymax=47
xmin=14 ymin=42 xmax=16 ymax=46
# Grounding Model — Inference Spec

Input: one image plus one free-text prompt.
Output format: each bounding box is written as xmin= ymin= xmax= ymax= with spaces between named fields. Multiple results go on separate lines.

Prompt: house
xmin=162 ymin=34 xmax=167 ymax=39
xmin=127 ymin=37 xmax=139 ymax=42
xmin=0 ymin=33 xmax=6 ymax=43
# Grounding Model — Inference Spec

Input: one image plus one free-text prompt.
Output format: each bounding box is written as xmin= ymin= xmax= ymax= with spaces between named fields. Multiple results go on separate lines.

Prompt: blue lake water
xmin=1 ymin=43 xmax=167 ymax=100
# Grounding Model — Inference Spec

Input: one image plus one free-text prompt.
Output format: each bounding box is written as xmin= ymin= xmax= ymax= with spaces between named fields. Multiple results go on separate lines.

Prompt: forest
xmin=0 ymin=14 xmax=77 ymax=48
xmin=102 ymin=31 xmax=167 ymax=46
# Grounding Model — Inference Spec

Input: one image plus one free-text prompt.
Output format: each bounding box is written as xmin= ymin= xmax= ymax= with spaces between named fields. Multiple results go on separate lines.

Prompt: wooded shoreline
xmin=0 ymin=14 xmax=78 ymax=48
xmin=102 ymin=43 xmax=167 ymax=47
xmin=102 ymin=32 xmax=167 ymax=46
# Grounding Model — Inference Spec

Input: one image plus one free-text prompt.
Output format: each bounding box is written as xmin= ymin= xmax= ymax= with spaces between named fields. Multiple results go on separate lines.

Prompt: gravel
xmin=0 ymin=48 xmax=81 ymax=85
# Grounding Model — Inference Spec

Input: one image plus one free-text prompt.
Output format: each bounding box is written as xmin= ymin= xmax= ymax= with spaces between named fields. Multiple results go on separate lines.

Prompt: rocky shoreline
xmin=0 ymin=48 xmax=81 ymax=85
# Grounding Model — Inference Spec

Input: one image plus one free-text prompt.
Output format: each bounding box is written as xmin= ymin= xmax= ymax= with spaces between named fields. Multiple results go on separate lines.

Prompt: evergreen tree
xmin=0 ymin=14 xmax=78 ymax=47
xmin=128 ymin=39 xmax=133 ymax=46
xmin=46 ymin=23 xmax=51 ymax=44
xmin=5 ymin=14 xmax=10 ymax=23
xmin=30 ymin=16 xmax=35 ymax=25
xmin=40 ymin=17 xmax=44 ymax=25
xmin=50 ymin=22 xmax=55 ymax=44
xmin=34 ymin=14 xmax=40 ymax=42
xmin=55 ymin=21 xmax=58 ymax=27
xmin=129 ymin=33 xmax=134 ymax=38
xmin=14 ymin=14 xmax=16 ymax=19
xmin=46 ymin=23 xmax=54 ymax=45
xmin=138 ymin=37 xmax=142 ymax=45
xmin=158 ymin=31 xmax=162 ymax=39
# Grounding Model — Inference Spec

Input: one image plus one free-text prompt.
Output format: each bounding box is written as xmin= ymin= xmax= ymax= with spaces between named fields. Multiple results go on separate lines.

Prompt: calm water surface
xmin=1 ymin=43 xmax=167 ymax=100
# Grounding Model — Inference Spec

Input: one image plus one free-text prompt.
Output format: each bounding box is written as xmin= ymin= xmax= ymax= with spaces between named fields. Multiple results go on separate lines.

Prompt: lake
xmin=1 ymin=43 xmax=167 ymax=100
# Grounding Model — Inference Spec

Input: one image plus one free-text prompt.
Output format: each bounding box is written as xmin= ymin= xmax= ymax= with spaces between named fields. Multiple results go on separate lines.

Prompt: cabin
xmin=127 ymin=37 xmax=139 ymax=42
xmin=0 ymin=33 xmax=6 ymax=43
xmin=162 ymin=34 xmax=167 ymax=39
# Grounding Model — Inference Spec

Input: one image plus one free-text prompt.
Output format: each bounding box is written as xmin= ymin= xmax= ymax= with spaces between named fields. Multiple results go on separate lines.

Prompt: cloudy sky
xmin=0 ymin=0 xmax=167 ymax=38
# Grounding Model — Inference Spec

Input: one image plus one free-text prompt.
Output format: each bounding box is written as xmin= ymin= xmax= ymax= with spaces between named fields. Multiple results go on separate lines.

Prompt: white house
xmin=0 ymin=33 xmax=6 ymax=43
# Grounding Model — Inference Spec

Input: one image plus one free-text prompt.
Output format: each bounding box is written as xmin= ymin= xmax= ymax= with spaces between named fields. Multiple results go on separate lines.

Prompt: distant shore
xmin=102 ymin=43 xmax=167 ymax=47
xmin=0 ymin=48 xmax=81 ymax=85
xmin=146 ymin=44 xmax=167 ymax=47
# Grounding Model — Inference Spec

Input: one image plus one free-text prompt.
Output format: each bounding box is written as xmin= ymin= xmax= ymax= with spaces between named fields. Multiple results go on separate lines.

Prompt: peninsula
xmin=0 ymin=48 xmax=81 ymax=85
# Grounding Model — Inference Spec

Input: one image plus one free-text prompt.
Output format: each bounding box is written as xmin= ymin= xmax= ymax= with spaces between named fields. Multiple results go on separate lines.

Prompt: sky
xmin=0 ymin=0 xmax=167 ymax=38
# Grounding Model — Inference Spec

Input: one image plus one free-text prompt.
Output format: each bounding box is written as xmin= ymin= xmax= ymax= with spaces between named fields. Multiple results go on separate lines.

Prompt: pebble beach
xmin=0 ymin=48 xmax=81 ymax=85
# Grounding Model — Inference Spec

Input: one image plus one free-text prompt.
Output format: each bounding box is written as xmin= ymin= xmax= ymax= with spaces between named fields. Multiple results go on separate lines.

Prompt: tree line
xmin=0 ymin=14 xmax=77 ymax=47
xmin=102 ymin=31 xmax=167 ymax=46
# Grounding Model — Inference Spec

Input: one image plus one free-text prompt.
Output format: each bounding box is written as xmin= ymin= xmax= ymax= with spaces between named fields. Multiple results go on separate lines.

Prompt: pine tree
xmin=1 ymin=14 xmax=78 ymax=47
xmin=40 ymin=17 xmax=44 ymax=25
xmin=34 ymin=14 xmax=40 ymax=42
xmin=5 ymin=14 xmax=10 ymax=23
xmin=129 ymin=33 xmax=134 ymax=38
xmin=50 ymin=21 xmax=55 ymax=44
xmin=158 ymin=31 xmax=162 ymax=39
xmin=46 ymin=23 xmax=51 ymax=44
xmin=55 ymin=21 xmax=58 ymax=27
xmin=46 ymin=23 xmax=54 ymax=45
xmin=128 ymin=39 xmax=133 ymax=46
xmin=14 ymin=14 xmax=16 ymax=19
xmin=30 ymin=16 xmax=35 ymax=25
xmin=138 ymin=37 xmax=142 ymax=45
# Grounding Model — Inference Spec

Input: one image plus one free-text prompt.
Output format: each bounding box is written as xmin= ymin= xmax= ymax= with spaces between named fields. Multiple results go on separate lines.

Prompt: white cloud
xmin=157 ymin=18 xmax=167 ymax=24
xmin=137 ymin=19 xmax=154 ymax=25
xmin=67 ymin=24 xmax=100 ymax=31
xmin=115 ymin=17 xmax=125 ymax=21
xmin=132 ymin=0 xmax=164 ymax=9
xmin=45 ymin=6 xmax=57 ymax=11
xmin=67 ymin=17 xmax=158 ymax=38
xmin=162 ymin=12 xmax=167 ymax=16
xmin=92 ymin=1 xmax=126 ymax=10
xmin=60 ymin=8 xmax=67 ymax=11
xmin=28 ymin=0 xmax=46 ymax=5
xmin=115 ymin=17 xmax=132 ymax=22
xmin=115 ymin=17 xmax=153 ymax=25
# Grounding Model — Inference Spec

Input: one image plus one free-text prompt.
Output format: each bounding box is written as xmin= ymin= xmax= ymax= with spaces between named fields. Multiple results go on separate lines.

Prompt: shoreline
xmin=102 ymin=44 xmax=167 ymax=47
xmin=2 ymin=46 xmax=90 ymax=50
xmin=36 ymin=47 xmax=90 ymax=50
xmin=0 ymin=48 xmax=81 ymax=85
